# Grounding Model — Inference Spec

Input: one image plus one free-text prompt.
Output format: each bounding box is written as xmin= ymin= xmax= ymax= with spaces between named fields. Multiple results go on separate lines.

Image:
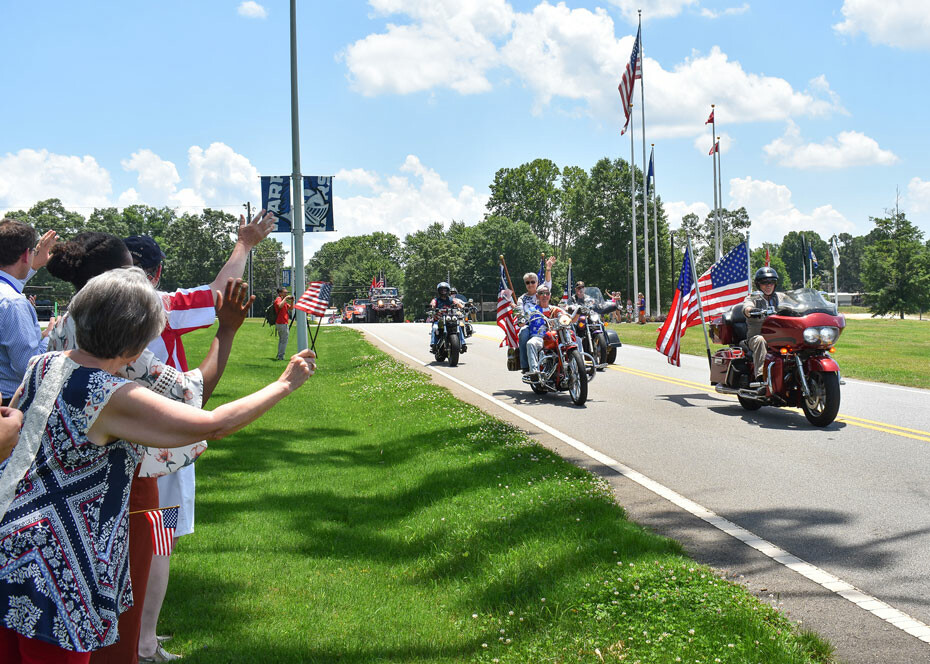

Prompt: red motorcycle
xmin=708 ymin=289 xmax=845 ymax=427
xmin=522 ymin=311 xmax=588 ymax=406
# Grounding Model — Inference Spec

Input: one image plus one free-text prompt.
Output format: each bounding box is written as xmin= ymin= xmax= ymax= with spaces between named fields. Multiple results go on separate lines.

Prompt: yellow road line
xmin=472 ymin=331 xmax=930 ymax=443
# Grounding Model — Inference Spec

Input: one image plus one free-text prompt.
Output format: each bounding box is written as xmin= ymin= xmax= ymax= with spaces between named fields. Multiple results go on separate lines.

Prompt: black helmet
xmin=436 ymin=281 xmax=451 ymax=296
xmin=753 ymin=266 xmax=779 ymax=288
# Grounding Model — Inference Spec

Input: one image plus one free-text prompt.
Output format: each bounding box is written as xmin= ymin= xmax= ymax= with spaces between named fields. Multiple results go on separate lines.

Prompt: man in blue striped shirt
xmin=0 ymin=219 xmax=58 ymax=406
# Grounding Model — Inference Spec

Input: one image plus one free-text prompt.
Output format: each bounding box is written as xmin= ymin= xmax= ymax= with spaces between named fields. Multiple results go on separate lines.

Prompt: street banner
xmin=261 ymin=175 xmax=335 ymax=233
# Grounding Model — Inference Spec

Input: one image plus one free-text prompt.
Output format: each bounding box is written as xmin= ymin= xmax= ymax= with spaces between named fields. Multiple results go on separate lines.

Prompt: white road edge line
xmin=364 ymin=327 xmax=930 ymax=646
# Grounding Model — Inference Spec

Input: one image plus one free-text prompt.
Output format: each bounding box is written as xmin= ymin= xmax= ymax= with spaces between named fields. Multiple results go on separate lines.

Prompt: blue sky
xmin=2 ymin=0 xmax=929 ymax=259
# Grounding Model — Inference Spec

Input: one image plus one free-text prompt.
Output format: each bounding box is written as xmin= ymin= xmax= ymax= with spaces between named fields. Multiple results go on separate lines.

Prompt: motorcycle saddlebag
xmin=506 ymin=347 xmax=521 ymax=371
xmin=604 ymin=328 xmax=622 ymax=348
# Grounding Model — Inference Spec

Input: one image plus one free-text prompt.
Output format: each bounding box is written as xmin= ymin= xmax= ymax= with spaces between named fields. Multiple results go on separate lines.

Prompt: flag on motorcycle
xmin=765 ymin=247 xmax=770 ymax=267
xmin=656 ymin=245 xmax=695 ymax=367
xmin=537 ymin=256 xmax=546 ymax=284
xmin=566 ymin=261 xmax=575 ymax=306
xmin=294 ymin=281 xmax=332 ymax=317
xmin=497 ymin=265 xmax=518 ymax=348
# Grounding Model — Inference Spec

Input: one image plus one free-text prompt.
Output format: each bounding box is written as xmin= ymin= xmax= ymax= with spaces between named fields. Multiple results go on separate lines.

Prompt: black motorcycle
xmin=568 ymin=288 xmax=622 ymax=368
xmin=429 ymin=306 xmax=467 ymax=366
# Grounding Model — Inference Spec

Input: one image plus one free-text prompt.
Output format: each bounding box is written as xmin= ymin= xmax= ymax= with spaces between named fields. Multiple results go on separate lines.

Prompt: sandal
xmin=139 ymin=643 xmax=182 ymax=662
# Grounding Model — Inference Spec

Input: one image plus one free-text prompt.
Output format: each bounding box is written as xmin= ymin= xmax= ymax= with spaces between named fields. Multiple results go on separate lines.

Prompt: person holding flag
xmin=496 ymin=265 xmax=518 ymax=349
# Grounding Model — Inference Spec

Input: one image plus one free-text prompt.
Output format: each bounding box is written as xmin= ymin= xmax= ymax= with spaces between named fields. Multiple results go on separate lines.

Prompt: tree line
xmin=5 ymin=199 xmax=287 ymax=312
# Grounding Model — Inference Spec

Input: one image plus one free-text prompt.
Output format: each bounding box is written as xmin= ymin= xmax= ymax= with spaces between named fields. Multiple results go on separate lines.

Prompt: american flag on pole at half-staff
xmin=497 ymin=265 xmax=518 ymax=348
xmin=655 ymin=242 xmax=751 ymax=366
xmin=145 ymin=506 xmax=177 ymax=556
xmin=618 ymin=24 xmax=642 ymax=135
xmin=294 ymin=281 xmax=332 ymax=317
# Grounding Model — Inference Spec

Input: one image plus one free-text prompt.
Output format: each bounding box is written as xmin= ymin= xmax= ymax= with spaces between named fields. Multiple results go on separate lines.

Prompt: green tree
xmin=456 ymin=215 xmax=549 ymax=298
xmin=403 ymin=223 xmax=464 ymax=319
xmin=749 ymin=245 xmax=788 ymax=289
xmin=486 ymin=159 xmax=561 ymax=244
xmin=249 ymin=238 xmax=287 ymax=313
xmin=861 ymin=212 xmax=930 ymax=318
xmin=306 ymin=232 xmax=404 ymax=307
xmin=159 ymin=209 xmax=237 ymax=292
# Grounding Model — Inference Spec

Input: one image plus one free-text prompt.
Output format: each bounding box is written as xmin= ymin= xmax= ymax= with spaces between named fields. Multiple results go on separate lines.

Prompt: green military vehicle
xmin=367 ymin=287 xmax=404 ymax=322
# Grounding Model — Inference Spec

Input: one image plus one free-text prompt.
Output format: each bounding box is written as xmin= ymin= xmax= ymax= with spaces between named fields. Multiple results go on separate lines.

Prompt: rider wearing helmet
xmin=741 ymin=266 xmax=783 ymax=388
xmin=430 ymin=282 xmax=463 ymax=351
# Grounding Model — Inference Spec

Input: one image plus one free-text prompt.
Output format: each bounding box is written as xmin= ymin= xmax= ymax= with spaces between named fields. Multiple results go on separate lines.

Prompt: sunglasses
xmin=759 ymin=280 xmax=777 ymax=285
xmin=525 ymin=280 xmax=537 ymax=285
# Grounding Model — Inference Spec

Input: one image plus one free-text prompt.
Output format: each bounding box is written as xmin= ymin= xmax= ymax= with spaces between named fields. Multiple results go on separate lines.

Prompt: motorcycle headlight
xmin=590 ymin=312 xmax=600 ymax=322
xmin=803 ymin=327 xmax=821 ymax=344
xmin=819 ymin=326 xmax=839 ymax=344
xmin=558 ymin=314 xmax=572 ymax=327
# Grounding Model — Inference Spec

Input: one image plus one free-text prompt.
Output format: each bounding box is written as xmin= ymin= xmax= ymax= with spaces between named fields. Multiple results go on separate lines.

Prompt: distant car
xmin=33 ymin=299 xmax=54 ymax=322
xmin=368 ymin=287 xmax=404 ymax=322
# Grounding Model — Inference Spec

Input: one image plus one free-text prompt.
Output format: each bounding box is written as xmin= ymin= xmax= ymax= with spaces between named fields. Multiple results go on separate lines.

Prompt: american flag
xmin=294 ymin=281 xmax=332 ymax=317
xmin=536 ymin=255 xmax=546 ymax=284
xmin=618 ymin=25 xmax=642 ymax=135
xmin=145 ymin=506 xmax=177 ymax=556
xmin=656 ymin=242 xmax=750 ymax=366
xmin=497 ymin=265 xmax=518 ymax=348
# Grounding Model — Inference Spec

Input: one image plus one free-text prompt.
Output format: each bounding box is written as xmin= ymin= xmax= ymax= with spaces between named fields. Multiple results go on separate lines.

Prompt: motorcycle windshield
xmin=776 ymin=288 xmax=838 ymax=316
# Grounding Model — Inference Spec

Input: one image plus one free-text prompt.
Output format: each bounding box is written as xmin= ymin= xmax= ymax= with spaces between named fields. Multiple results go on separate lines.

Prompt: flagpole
xmin=651 ymin=143 xmax=660 ymax=314
xmin=499 ymin=255 xmax=518 ymax=306
xmin=638 ymin=10 xmax=650 ymax=317
xmin=746 ymin=231 xmax=752 ymax=291
xmin=630 ymin=102 xmax=639 ymax=312
xmin=801 ymin=234 xmax=807 ymax=287
xmin=832 ymin=236 xmax=839 ymax=305
xmin=289 ymin=0 xmax=307 ymax=351
xmin=686 ymin=233 xmax=713 ymax=369
xmin=710 ymin=105 xmax=720 ymax=261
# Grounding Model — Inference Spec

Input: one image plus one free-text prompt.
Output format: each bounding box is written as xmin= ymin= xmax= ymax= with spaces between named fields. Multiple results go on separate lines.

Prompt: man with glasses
xmin=0 ymin=220 xmax=57 ymax=406
xmin=742 ymin=266 xmax=783 ymax=388
xmin=516 ymin=255 xmax=556 ymax=372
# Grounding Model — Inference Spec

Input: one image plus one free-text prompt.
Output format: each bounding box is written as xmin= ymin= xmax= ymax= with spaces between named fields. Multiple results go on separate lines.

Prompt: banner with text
xmin=260 ymin=175 xmax=334 ymax=233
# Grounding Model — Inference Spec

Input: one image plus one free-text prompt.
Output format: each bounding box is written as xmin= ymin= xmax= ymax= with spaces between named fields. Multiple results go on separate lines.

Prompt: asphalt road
xmin=352 ymin=321 xmax=930 ymax=663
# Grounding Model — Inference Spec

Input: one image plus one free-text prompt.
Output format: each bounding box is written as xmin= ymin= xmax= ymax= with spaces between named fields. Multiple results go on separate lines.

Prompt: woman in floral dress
xmin=0 ymin=268 xmax=315 ymax=662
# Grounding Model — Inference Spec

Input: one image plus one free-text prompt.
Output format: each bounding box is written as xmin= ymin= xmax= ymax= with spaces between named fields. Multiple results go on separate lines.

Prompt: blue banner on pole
xmin=261 ymin=175 xmax=335 ymax=233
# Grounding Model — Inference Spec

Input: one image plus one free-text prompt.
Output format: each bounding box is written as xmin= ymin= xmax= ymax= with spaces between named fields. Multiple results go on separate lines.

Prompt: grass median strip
xmin=163 ymin=321 xmax=833 ymax=663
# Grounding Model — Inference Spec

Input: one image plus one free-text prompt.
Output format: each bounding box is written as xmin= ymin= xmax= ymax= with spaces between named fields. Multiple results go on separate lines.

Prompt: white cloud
xmin=121 ymin=149 xmax=181 ymax=203
xmin=693 ymin=131 xmax=732 ymax=154
xmin=187 ymin=142 xmax=260 ymax=204
xmin=762 ymin=121 xmax=898 ymax=170
xmin=700 ymin=3 xmax=749 ymax=19
xmin=834 ymin=0 xmax=930 ymax=50
xmin=607 ymin=0 xmax=697 ymax=24
xmin=343 ymin=0 xmax=513 ymax=95
xmin=0 ymin=148 xmax=112 ymax=212
xmin=664 ymin=200 xmax=710 ymax=227
xmin=906 ymin=177 xmax=930 ymax=215
xmin=729 ymin=176 xmax=855 ymax=242
xmin=305 ymin=154 xmax=488 ymax=255
xmin=345 ymin=3 xmax=843 ymax=137
xmin=237 ymin=2 xmax=267 ymax=19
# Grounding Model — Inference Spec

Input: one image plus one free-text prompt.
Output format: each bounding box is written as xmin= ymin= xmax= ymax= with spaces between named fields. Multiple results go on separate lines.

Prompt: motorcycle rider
xmin=525 ymin=285 xmax=578 ymax=381
xmin=742 ymin=266 xmax=784 ymax=388
xmin=570 ymin=281 xmax=594 ymax=307
xmin=516 ymin=255 xmax=556 ymax=372
xmin=430 ymin=281 xmax=464 ymax=352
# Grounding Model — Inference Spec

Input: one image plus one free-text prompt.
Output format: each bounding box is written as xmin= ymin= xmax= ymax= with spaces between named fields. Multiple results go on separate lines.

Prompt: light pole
xmin=243 ymin=201 xmax=254 ymax=317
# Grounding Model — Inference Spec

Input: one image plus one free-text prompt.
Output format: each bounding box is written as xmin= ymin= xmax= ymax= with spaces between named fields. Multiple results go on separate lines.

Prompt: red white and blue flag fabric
xmin=146 ymin=506 xmax=178 ymax=556
xmin=618 ymin=25 xmax=642 ymax=135
xmin=295 ymin=281 xmax=332 ymax=317
xmin=497 ymin=265 xmax=518 ymax=348
xmin=656 ymin=246 xmax=695 ymax=367
xmin=656 ymin=242 xmax=750 ymax=366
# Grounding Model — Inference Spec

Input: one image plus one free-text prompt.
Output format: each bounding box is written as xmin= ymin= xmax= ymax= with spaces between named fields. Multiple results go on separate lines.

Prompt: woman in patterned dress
xmin=44 ymin=232 xmax=249 ymax=664
xmin=0 ymin=268 xmax=315 ymax=662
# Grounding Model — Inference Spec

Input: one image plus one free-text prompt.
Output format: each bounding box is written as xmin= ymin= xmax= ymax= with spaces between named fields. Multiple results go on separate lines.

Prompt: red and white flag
xmin=497 ymin=266 xmax=518 ymax=348
xmin=145 ymin=506 xmax=177 ymax=556
xmin=708 ymin=140 xmax=719 ymax=156
xmin=294 ymin=281 xmax=332 ymax=317
xmin=618 ymin=25 xmax=642 ymax=135
xmin=705 ymin=109 xmax=714 ymax=125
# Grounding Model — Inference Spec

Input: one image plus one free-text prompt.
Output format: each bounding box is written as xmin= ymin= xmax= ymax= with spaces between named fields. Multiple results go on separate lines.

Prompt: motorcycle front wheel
xmin=801 ymin=371 xmax=840 ymax=427
xmin=448 ymin=334 xmax=460 ymax=367
xmin=567 ymin=350 xmax=588 ymax=406
xmin=606 ymin=346 xmax=617 ymax=364
xmin=595 ymin=334 xmax=609 ymax=369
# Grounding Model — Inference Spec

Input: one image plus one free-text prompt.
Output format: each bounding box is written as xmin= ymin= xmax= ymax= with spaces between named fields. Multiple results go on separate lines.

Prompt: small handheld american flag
xmin=294 ymin=281 xmax=333 ymax=317
xmin=145 ymin=506 xmax=178 ymax=556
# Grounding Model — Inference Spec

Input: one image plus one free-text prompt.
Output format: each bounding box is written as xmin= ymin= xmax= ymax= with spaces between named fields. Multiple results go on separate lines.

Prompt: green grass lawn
xmin=607 ymin=318 xmax=930 ymax=389
xmin=161 ymin=321 xmax=833 ymax=663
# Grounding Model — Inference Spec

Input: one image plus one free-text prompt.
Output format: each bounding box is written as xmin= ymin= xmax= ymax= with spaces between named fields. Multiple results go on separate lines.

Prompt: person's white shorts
xmin=157 ymin=463 xmax=195 ymax=537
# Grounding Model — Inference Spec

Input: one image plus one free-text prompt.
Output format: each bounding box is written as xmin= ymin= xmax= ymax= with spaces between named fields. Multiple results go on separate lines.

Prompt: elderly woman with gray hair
xmin=0 ymin=268 xmax=315 ymax=663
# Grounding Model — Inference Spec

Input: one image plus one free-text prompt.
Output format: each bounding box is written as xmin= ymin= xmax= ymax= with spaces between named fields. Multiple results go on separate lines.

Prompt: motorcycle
xmin=708 ymin=288 xmax=845 ymax=427
xmin=429 ymin=306 xmax=467 ymax=366
xmin=568 ymin=300 xmax=621 ymax=372
xmin=522 ymin=311 xmax=588 ymax=406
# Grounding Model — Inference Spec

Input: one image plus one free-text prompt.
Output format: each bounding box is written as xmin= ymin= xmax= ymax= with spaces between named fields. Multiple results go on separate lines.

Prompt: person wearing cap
xmin=570 ymin=281 xmax=593 ymax=307
xmin=274 ymin=287 xmax=294 ymax=360
xmin=126 ymin=210 xmax=276 ymax=663
xmin=0 ymin=220 xmax=58 ymax=406
xmin=515 ymin=255 xmax=556 ymax=372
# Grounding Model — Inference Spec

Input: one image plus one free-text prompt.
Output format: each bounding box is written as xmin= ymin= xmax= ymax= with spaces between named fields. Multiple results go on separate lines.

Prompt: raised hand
xmin=278 ymin=349 xmax=316 ymax=392
xmin=546 ymin=255 xmax=557 ymax=268
xmin=31 ymin=229 xmax=59 ymax=270
xmin=216 ymin=278 xmax=254 ymax=333
xmin=237 ymin=209 xmax=276 ymax=250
